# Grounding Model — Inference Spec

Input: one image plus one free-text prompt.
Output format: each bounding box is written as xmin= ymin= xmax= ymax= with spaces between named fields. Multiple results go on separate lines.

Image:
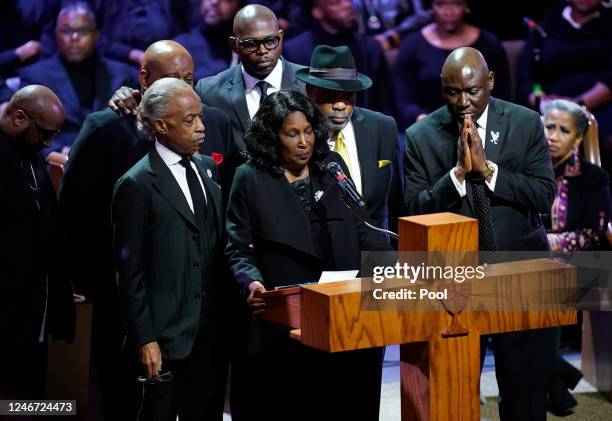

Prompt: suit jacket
xmin=0 ymin=130 xmax=75 ymax=345
xmin=350 ymin=107 xmax=402 ymax=233
xmin=19 ymin=53 xmax=138 ymax=153
xmin=403 ymin=98 xmax=556 ymax=251
xmin=112 ymin=149 xmax=225 ymax=360
xmin=226 ymin=159 xmax=391 ymax=297
xmin=194 ymin=58 xmax=305 ymax=153
xmin=60 ymin=105 xmax=232 ymax=304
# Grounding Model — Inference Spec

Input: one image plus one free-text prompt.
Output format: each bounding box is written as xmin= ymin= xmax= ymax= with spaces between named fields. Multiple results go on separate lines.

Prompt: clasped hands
xmin=454 ymin=114 xmax=489 ymax=183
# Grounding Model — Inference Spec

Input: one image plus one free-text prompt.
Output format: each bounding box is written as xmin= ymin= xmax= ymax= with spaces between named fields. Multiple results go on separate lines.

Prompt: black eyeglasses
xmin=20 ymin=109 xmax=61 ymax=141
xmin=231 ymin=35 xmax=281 ymax=53
xmin=56 ymin=27 xmax=96 ymax=37
xmin=137 ymin=371 xmax=173 ymax=385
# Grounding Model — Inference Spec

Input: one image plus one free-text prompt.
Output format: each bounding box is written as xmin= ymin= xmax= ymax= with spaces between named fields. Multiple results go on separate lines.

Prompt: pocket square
xmin=378 ymin=159 xmax=391 ymax=168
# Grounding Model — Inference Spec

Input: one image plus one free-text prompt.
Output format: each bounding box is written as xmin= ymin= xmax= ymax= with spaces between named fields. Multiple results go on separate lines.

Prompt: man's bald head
xmin=232 ymin=4 xmax=278 ymax=37
xmin=1 ymin=85 xmax=64 ymax=153
xmin=440 ymin=47 xmax=494 ymax=122
xmin=231 ymin=5 xmax=283 ymax=79
xmin=140 ymin=40 xmax=195 ymax=91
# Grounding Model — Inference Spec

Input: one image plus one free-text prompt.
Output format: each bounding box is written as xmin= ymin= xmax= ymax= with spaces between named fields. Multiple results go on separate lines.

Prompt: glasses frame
xmin=137 ymin=370 xmax=173 ymax=385
xmin=20 ymin=109 xmax=61 ymax=142
xmin=231 ymin=33 xmax=281 ymax=54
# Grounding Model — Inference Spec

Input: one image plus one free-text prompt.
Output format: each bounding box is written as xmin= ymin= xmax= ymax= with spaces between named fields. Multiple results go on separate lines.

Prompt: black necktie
xmin=471 ymin=178 xmax=497 ymax=253
xmin=179 ymin=157 xmax=207 ymax=231
xmin=257 ymin=80 xmax=270 ymax=108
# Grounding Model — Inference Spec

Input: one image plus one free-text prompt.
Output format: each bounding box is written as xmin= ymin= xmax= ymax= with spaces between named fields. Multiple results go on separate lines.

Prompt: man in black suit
xmin=195 ymin=4 xmax=304 ymax=153
xmin=113 ymin=78 xmax=227 ymax=420
xmin=19 ymin=2 xmax=137 ymax=155
xmin=283 ymin=0 xmax=395 ymax=116
xmin=173 ymin=0 xmax=243 ymax=81
xmin=0 ymin=85 xmax=75 ymax=400
xmin=297 ymin=45 xmax=402 ymax=234
xmin=59 ymin=39 xmax=232 ymax=421
xmin=403 ymin=47 xmax=557 ymax=420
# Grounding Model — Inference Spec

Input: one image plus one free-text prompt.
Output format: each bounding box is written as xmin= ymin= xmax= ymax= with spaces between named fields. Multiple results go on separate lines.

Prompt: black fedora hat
xmin=295 ymin=45 xmax=372 ymax=92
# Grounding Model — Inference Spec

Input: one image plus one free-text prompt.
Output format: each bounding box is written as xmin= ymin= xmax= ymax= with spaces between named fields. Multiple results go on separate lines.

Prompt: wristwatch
xmin=480 ymin=160 xmax=495 ymax=179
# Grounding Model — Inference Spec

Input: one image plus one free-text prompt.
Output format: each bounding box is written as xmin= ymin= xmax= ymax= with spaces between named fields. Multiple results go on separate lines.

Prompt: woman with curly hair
xmin=226 ymin=89 xmax=389 ymax=421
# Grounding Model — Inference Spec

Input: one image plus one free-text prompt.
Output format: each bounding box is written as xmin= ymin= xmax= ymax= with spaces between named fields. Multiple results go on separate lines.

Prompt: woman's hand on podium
xmin=247 ymin=281 xmax=267 ymax=315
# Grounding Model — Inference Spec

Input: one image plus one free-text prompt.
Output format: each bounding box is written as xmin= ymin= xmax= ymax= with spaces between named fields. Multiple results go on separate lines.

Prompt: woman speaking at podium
xmin=226 ymin=90 xmax=389 ymax=421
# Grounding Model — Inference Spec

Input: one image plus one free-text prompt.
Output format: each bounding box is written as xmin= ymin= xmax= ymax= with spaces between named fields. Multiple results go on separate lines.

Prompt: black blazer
xmin=226 ymin=159 xmax=391 ymax=297
xmin=194 ymin=59 xmax=305 ymax=152
xmin=19 ymin=53 xmax=138 ymax=152
xmin=0 ymin=130 xmax=75 ymax=345
xmin=112 ymin=149 xmax=225 ymax=360
xmin=60 ymin=105 xmax=233 ymax=302
xmin=350 ymin=107 xmax=403 ymax=233
xmin=403 ymin=98 xmax=556 ymax=251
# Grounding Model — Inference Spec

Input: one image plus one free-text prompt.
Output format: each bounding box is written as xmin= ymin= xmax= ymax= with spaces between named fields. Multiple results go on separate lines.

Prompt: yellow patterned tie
xmin=333 ymin=131 xmax=352 ymax=177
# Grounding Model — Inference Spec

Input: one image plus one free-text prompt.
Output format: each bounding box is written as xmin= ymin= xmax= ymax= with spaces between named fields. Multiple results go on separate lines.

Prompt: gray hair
xmin=137 ymin=78 xmax=194 ymax=141
xmin=544 ymin=99 xmax=590 ymax=137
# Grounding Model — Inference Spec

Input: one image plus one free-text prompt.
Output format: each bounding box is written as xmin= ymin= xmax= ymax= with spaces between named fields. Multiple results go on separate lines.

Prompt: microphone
xmin=523 ymin=17 xmax=547 ymax=38
xmin=326 ymin=161 xmax=366 ymax=208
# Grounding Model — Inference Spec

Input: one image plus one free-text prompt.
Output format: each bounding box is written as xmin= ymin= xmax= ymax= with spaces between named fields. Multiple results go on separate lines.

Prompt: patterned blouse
xmin=546 ymin=154 xmax=609 ymax=254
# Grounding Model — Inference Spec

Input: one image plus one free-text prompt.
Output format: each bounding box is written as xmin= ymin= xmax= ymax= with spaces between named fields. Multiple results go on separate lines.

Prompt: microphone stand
xmin=340 ymin=195 xmax=399 ymax=240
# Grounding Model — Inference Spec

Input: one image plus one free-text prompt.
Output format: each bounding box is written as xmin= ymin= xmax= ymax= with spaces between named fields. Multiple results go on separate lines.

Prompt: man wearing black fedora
xmin=296 ymin=44 xmax=402 ymax=238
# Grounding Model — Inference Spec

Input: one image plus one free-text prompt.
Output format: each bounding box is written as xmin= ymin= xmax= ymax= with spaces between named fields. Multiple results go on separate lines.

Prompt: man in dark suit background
xmin=0 ymin=85 xmax=75 ymax=400
xmin=283 ymin=0 xmax=395 ymax=116
xmin=112 ymin=78 xmax=227 ymax=420
xmin=195 ymin=4 xmax=304 ymax=153
xmin=19 ymin=2 xmax=137 ymax=154
xmin=403 ymin=47 xmax=557 ymax=420
xmin=297 ymin=45 xmax=402 ymax=234
xmin=59 ymin=39 xmax=232 ymax=421
xmin=173 ymin=0 xmax=243 ymax=81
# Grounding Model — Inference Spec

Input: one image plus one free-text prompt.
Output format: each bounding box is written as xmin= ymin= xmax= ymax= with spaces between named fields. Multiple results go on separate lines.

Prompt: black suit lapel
xmin=351 ymin=109 xmax=376 ymax=201
xmin=49 ymin=55 xmax=81 ymax=125
xmin=229 ymin=67 xmax=250 ymax=137
xmin=193 ymin=160 xmax=223 ymax=237
xmin=149 ymin=150 xmax=199 ymax=232
xmin=263 ymin=173 xmax=321 ymax=260
xmin=484 ymin=99 xmax=508 ymax=164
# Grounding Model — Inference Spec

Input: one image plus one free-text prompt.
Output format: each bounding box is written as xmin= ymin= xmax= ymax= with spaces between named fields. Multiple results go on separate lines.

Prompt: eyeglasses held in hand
xmin=137 ymin=371 xmax=173 ymax=385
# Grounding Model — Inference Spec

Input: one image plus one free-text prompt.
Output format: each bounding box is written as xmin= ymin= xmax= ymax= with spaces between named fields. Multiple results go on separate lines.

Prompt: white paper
xmin=318 ymin=270 xmax=359 ymax=284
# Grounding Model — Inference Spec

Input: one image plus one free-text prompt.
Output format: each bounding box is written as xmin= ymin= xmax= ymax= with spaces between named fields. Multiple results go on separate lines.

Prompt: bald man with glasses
xmin=0 ymin=85 xmax=75 ymax=401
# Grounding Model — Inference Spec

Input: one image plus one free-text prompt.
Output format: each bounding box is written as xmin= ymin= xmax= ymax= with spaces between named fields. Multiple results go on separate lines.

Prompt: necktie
xmin=471 ymin=178 xmax=497 ymax=253
xmin=257 ymin=80 xmax=270 ymax=108
xmin=333 ymin=131 xmax=352 ymax=177
xmin=179 ymin=157 xmax=207 ymax=231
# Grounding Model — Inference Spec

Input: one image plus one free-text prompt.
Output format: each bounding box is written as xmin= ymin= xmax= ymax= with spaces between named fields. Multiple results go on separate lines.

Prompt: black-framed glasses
xmin=56 ymin=27 xmax=97 ymax=37
xmin=231 ymin=35 xmax=281 ymax=53
xmin=20 ymin=109 xmax=61 ymax=141
xmin=137 ymin=371 xmax=173 ymax=385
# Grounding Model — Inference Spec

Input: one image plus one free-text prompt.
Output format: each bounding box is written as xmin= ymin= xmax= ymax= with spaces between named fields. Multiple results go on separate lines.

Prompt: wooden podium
xmin=259 ymin=213 xmax=577 ymax=421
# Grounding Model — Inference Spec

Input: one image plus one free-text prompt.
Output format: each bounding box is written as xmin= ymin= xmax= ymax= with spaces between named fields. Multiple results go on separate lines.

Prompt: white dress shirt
xmin=449 ymin=104 xmax=499 ymax=197
xmin=327 ymin=120 xmax=363 ymax=194
xmin=156 ymin=141 xmax=207 ymax=212
xmin=242 ymin=59 xmax=283 ymax=119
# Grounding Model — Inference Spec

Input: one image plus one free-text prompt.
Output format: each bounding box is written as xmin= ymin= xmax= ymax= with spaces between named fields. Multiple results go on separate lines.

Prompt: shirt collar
xmin=562 ymin=5 xmax=600 ymax=29
xmin=242 ymin=58 xmax=283 ymax=93
xmin=476 ymin=104 xmax=489 ymax=130
xmin=155 ymin=140 xmax=184 ymax=166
